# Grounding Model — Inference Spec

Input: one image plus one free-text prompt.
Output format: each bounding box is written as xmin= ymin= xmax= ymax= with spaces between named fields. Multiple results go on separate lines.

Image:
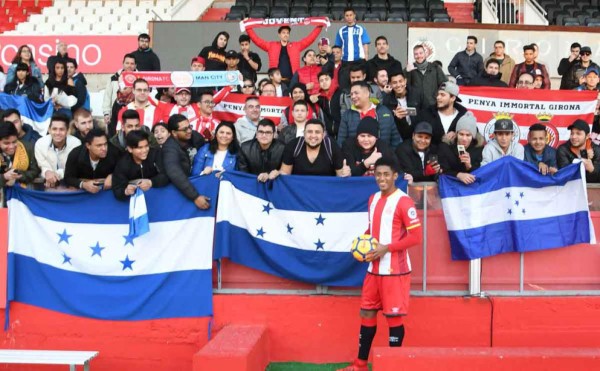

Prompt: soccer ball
xmin=351 ymin=234 xmax=378 ymax=262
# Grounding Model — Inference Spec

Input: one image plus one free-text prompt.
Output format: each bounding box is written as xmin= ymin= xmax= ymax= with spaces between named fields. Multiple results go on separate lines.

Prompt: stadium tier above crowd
xmin=0 ymin=7 xmax=599 ymax=208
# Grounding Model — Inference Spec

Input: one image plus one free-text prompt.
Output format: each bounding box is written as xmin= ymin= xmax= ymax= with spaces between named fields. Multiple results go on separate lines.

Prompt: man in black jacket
xmin=130 ymin=33 xmax=161 ymax=71
xmin=66 ymin=59 xmax=89 ymax=113
xmin=238 ymin=119 xmax=284 ymax=181
xmin=448 ymin=36 xmax=484 ymax=86
xmin=382 ymin=71 xmax=413 ymax=140
xmin=162 ymin=114 xmax=210 ymax=209
xmin=366 ymin=36 xmax=403 ymax=81
xmin=47 ymin=41 xmax=70 ymax=76
xmin=468 ymin=59 xmax=508 ymax=87
xmin=395 ymin=121 xmax=445 ymax=182
xmin=558 ymin=43 xmax=581 ymax=90
xmin=112 ymin=130 xmax=169 ymax=201
xmin=557 ymin=119 xmax=600 ymax=183
xmin=64 ymin=128 xmax=120 ymax=193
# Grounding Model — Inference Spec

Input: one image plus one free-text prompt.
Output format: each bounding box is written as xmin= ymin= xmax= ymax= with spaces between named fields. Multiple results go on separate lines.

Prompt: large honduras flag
xmin=438 ymin=157 xmax=595 ymax=260
xmin=7 ymin=176 xmax=218 ymax=320
xmin=0 ymin=93 xmax=53 ymax=135
xmin=215 ymin=171 xmax=408 ymax=286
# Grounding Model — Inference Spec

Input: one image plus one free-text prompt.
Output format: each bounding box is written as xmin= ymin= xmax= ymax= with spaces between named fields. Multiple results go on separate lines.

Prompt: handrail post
xmin=422 ymin=185 xmax=428 ymax=292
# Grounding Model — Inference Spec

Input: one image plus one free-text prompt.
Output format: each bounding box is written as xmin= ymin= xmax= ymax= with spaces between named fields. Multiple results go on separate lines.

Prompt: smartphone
xmin=457 ymin=145 xmax=466 ymax=156
xmin=406 ymin=107 xmax=417 ymax=116
xmin=581 ymin=149 xmax=588 ymax=159
xmin=429 ymin=154 xmax=438 ymax=163
xmin=13 ymin=169 xmax=22 ymax=175
xmin=93 ymin=179 xmax=105 ymax=186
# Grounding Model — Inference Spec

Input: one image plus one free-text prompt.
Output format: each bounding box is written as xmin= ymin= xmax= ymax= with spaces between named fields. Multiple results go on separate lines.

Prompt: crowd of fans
xmin=1 ymin=7 xmax=600 ymax=207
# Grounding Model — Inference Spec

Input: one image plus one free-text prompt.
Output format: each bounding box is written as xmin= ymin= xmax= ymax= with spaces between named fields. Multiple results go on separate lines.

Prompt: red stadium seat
xmin=10 ymin=13 xmax=29 ymax=24
xmin=21 ymin=0 xmax=37 ymax=7
xmin=37 ymin=0 xmax=53 ymax=6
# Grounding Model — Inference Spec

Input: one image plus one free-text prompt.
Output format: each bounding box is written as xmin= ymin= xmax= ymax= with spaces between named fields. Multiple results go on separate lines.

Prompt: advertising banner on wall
xmin=0 ymin=35 xmax=138 ymax=73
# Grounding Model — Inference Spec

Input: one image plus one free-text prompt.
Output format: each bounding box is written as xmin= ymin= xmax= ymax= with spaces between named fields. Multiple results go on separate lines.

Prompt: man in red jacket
xmin=246 ymin=25 xmax=323 ymax=81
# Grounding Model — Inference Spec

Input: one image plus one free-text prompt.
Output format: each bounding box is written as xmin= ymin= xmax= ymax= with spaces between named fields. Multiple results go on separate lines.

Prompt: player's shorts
xmin=360 ymin=273 xmax=410 ymax=316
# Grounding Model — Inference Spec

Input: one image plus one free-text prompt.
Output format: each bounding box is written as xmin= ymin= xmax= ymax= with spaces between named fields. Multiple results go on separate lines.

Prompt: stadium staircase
xmin=445 ymin=2 xmax=477 ymax=23
xmin=1 ymin=0 xmax=176 ymax=36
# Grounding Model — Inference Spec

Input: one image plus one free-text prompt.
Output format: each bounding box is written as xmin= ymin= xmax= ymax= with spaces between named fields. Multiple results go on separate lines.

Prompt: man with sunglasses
xmin=162 ymin=114 xmax=209 ymax=209
xmin=565 ymin=46 xmax=599 ymax=90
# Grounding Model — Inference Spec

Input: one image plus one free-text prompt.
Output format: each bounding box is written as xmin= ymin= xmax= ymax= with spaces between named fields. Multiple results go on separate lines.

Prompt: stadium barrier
xmin=214 ymin=182 xmax=600 ymax=297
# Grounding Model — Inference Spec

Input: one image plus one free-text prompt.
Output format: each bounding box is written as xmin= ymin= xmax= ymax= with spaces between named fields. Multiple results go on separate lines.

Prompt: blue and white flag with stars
xmin=6 ymin=176 xmax=219 ymax=320
xmin=439 ymin=156 xmax=595 ymax=260
xmin=129 ymin=188 xmax=149 ymax=238
xmin=214 ymin=171 xmax=407 ymax=286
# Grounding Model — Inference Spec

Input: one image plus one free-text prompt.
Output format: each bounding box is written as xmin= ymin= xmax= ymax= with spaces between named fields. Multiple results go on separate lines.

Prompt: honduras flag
xmin=215 ymin=171 xmax=408 ymax=286
xmin=438 ymin=157 xmax=595 ymax=260
xmin=0 ymin=93 xmax=53 ymax=135
xmin=129 ymin=188 xmax=149 ymax=238
xmin=7 ymin=176 xmax=219 ymax=320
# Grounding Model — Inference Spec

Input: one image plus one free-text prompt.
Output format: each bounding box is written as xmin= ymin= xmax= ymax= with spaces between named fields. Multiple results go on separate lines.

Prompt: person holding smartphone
xmin=395 ymin=121 xmax=444 ymax=182
xmin=438 ymin=112 xmax=483 ymax=185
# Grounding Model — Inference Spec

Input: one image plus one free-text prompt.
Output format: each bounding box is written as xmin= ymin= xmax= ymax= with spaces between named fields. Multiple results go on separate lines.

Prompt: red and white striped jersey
xmin=156 ymin=102 xmax=202 ymax=131
xmin=116 ymin=101 xmax=159 ymax=130
xmin=367 ymin=189 xmax=421 ymax=276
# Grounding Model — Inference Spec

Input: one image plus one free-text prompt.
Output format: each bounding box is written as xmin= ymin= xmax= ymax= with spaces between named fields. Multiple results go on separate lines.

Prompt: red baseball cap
xmin=191 ymin=56 xmax=206 ymax=65
xmin=175 ymin=87 xmax=191 ymax=94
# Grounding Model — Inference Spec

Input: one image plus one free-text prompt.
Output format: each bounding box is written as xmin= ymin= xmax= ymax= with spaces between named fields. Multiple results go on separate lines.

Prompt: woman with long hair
xmin=191 ymin=121 xmax=239 ymax=175
xmin=6 ymin=45 xmax=43 ymax=86
xmin=44 ymin=59 xmax=77 ymax=118
xmin=4 ymin=62 xmax=42 ymax=103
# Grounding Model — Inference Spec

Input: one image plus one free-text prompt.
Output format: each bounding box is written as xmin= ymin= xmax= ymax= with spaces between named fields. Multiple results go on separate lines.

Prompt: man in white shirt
xmin=418 ymin=81 xmax=468 ymax=144
xmin=34 ymin=114 xmax=81 ymax=188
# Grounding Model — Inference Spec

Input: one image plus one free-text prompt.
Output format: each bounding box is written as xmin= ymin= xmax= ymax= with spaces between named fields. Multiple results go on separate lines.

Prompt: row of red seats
xmin=0 ymin=0 xmax=52 ymax=34
xmin=1 ymin=0 xmax=52 ymax=6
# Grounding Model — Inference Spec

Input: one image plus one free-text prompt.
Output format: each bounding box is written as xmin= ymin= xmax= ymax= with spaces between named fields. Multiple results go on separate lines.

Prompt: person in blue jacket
xmin=191 ymin=121 xmax=239 ymax=175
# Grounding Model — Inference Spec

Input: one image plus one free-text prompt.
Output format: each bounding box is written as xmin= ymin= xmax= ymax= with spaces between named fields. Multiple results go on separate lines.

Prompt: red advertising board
xmin=0 ymin=35 xmax=138 ymax=73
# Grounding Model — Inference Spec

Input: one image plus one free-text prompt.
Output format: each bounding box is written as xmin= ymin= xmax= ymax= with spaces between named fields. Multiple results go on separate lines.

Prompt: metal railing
xmin=214 ymin=182 xmax=600 ymax=297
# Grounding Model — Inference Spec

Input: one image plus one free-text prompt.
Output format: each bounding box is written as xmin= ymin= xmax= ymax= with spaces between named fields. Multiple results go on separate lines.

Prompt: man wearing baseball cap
xmin=481 ymin=118 xmax=524 ymax=165
xmin=575 ymin=66 xmax=600 ymax=91
xmin=190 ymin=56 xmax=208 ymax=103
xmin=225 ymin=50 xmax=240 ymax=72
xmin=557 ymin=119 xmax=600 ymax=182
xmin=157 ymin=87 xmax=201 ymax=130
xmin=396 ymin=121 xmax=444 ymax=182
xmin=420 ymin=81 xmax=468 ymax=145
xmin=565 ymin=46 xmax=599 ymax=90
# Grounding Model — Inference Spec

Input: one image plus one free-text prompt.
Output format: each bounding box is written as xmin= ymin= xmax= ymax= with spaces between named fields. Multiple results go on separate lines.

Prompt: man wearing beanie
xmin=342 ymin=117 xmax=401 ymax=177
xmin=438 ymin=112 xmax=483 ymax=184
xmin=523 ymin=123 xmax=557 ymax=175
xmin=557 ymin=119 xmax=600 ymax=182
xmin=481 ymin=119 xmax=524 ymax=165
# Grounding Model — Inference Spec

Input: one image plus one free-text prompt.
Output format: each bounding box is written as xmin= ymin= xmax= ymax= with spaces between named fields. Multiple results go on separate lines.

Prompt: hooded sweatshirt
xmin=481 ymin=139 xmax=524 ymax=166
xmin=198 ymin=32 xmax=229 ymax=71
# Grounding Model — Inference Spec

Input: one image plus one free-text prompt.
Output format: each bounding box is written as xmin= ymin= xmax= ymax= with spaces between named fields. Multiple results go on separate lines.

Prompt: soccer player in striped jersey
xmin=338 ymin=157 xmax=422 ymax=371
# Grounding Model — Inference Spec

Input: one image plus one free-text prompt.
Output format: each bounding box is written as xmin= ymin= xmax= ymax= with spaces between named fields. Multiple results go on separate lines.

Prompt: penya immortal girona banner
xmin=459 ymin=87 xmax=598 ymax=147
